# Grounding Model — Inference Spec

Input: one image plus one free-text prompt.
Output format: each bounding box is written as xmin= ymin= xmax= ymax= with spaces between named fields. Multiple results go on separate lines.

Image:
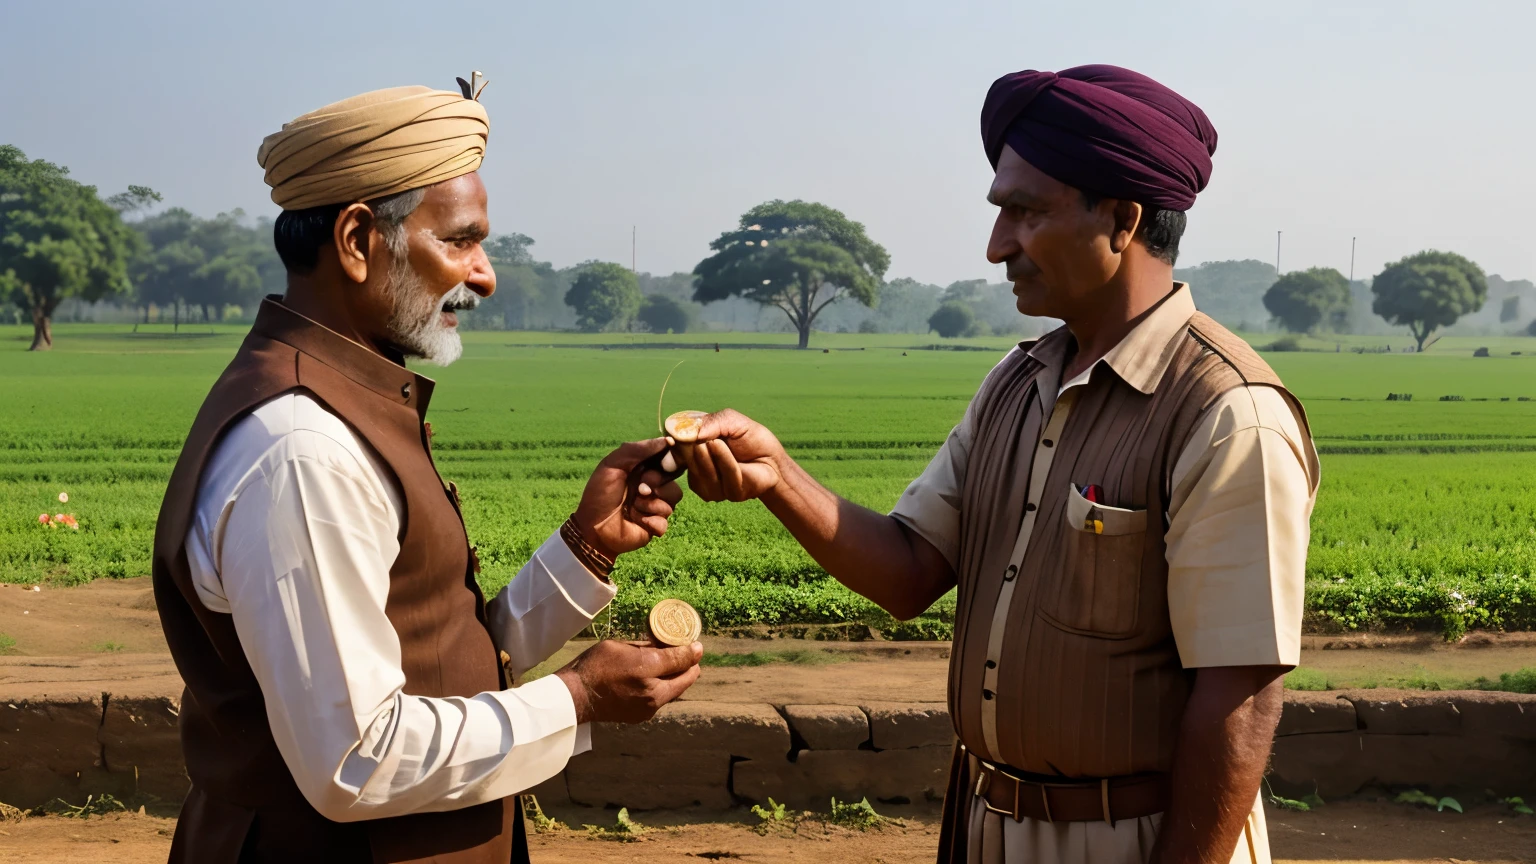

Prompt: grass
xmin=6 ymin=324 xmax=1536 ymax=638
xmin=0 ymin=633 xmax=15 ymax=654
xmin=1284 ymin=665 xmax=1536 ymax=693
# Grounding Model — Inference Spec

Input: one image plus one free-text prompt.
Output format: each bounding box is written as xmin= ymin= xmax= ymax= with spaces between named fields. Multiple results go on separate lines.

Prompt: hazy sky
xmin=2 ymin=1 xmax=1532 ymax=286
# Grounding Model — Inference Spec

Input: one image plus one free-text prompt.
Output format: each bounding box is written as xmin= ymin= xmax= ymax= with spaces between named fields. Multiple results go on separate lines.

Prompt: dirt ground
xmin=3 ymin=578 xmax=1534 ymax=705
xmin=4 ymin=579 xmax=1536 ymax=863
xmin=1 ymin=801 xmax=1532 ymax=863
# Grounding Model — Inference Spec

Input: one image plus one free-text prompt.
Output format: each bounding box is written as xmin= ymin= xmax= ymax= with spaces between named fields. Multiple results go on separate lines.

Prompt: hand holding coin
xmin=648 ymin=598 xmax=703 ymax=647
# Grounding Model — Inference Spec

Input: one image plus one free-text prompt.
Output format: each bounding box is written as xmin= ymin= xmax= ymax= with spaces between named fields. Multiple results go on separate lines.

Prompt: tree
xmin=565 ymin=262 xmax=641 ymax=332
xmin=928 ymin=301 xmax=975 ymax=338
xmin=484 ymin=233 xmax=537 ymax=267
xmin=693 ymin=200 xmax=889 ymax=349
xmin=132 ymin=208 xmax=273 ymax=327
xmin=1174 ymin=259 xmax=1277 ymax=331
xmin=638 ymin=295 xmax=692 ymax=334
xmin=1262 ymin=267 xmax=1351 ymax=333
xmin=0 ymin=145 xmax=144 ymax=350
xmin=1372 ymin=250 xmax=1488 ymax=351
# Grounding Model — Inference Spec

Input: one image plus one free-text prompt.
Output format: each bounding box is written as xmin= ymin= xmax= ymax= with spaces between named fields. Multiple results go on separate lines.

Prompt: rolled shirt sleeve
xmin=195 ymin=403 xmax=594 ymax=823
xmin=1165 ymin=385 xmax=1319 ymax=669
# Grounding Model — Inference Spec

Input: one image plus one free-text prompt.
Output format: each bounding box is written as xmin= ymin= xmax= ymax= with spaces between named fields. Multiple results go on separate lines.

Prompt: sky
xmin=1 ymin=0 xmax=1532 ymax=286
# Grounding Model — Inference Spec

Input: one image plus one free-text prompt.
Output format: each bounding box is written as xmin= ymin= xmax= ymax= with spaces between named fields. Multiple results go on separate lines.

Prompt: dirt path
xmin=4 ymin=578 xmax=1534 ymax=706
xmin=1 ymin=802 xmax=1532 ymax=863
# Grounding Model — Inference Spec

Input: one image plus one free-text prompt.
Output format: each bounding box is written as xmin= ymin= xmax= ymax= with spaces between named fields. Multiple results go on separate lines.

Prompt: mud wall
xmin=3 ymin=691 xmax=1533 ymax=812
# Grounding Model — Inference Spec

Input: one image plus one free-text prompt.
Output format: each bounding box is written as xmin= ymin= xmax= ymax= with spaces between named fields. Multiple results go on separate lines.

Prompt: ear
xmin=1109 ymin=200 xmax=1144 ymax=255
xmin=333 ymin=202 xmax=376 ymax=284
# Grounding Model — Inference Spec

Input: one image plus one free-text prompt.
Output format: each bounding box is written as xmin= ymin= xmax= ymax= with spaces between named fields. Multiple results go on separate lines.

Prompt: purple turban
xmin=981 ymin=65 xmax=1217 ymax=211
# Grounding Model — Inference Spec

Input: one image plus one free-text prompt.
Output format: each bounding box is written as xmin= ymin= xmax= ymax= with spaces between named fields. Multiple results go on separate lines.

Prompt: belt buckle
xmin=974 ymin=761 xmax=1025 ymax=823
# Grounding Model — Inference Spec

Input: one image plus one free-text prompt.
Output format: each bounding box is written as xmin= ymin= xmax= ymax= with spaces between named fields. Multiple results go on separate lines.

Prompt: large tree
xmin=0 ymin=145 xmax=144 ymax=350
xmin=1371 ymin=250 xmax=1487 ymax=351
xmin=1263 ymin=266 xmax=1351 ymax=333
xmin=565 ymin=261 xmax=641 ymax=332
xmin=693 ymin=200 xmax=889 ymax=349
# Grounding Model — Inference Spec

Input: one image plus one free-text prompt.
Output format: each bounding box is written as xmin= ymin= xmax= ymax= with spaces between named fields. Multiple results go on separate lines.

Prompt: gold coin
xmin=648 ymin=598 xmax=703 ymax=647
xmin=663 ymin=411 xmax=708 ymax=443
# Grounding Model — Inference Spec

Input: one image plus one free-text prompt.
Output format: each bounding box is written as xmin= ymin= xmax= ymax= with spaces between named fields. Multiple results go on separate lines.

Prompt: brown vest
xmin=152 ymin=298 xmax=525 ymax=864
xmin=948 ymin=313 xmax=1308 ymax=779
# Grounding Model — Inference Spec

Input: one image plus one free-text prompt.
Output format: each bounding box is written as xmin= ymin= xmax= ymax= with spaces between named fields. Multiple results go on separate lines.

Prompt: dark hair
xmin=271 ymin=188 xmax=426 ymax=274
xmin=1080 ymin=190 xmax=1186 ymax=266
xmin=273 ymin=203 xmax=347 ymax=273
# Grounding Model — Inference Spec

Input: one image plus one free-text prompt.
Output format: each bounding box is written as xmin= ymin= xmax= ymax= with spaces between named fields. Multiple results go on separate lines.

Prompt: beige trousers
xmin=966 ymin=792 xmax=1271 ymax=864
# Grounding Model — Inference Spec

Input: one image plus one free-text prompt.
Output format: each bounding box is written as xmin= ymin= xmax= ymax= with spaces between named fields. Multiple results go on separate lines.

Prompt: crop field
xmin=3 ymin=323 xmax=1536 ymax=639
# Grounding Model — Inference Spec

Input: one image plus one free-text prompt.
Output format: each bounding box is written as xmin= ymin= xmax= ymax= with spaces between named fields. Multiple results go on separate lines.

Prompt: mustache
xmin=439 ymin=285 xmax=479 ymax=313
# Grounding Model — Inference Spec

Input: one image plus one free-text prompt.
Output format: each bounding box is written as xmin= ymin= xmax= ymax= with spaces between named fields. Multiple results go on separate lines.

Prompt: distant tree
xmin=565 ymin=261 xmax=641 ymax=332
xmin=638 ymin=294 xmax=692 ymax=334
xmin=868 ymin=277 xmax=942 ymax=334
xmin=132 ymin=208 xmax=272 ymax=326
xmin=928 ymin=300 xmax=975 ymax=338
xmin=693 ymin=200 xmax=890 ymax=349
xmin=1263 ymin=267 xmax=1351 ymax=333
xmin=1500 ymin=294 xmax=1520 ymax=323
xmin=484 ymin=233 xmax=537 ymax=267
xmin=1372 ymin=250 xmax=1488 ymax=351
xmin=0 ymin=145 xmax=144 ymax=349
xmin=1175 ymin=259 xmax=1277 ymax=331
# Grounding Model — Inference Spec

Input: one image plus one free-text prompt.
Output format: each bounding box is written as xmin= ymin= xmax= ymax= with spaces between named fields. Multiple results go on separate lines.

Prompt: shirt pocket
xmin=1037 ymin=483 xmax=1148 ymax=639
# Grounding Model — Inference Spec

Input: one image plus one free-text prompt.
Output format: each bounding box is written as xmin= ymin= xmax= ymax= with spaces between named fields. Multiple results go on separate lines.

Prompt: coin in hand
xmin=648 ymin=598 xmax=703 ymax=647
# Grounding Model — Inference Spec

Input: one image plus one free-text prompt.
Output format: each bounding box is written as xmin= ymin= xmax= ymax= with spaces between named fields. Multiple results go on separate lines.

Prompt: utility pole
xmin=1276 ymin=231 xmax=1282 ymax=276
xmin=631 ymin=225 xmax=636 ymax=273
xmin=1349 ymin=236 xmax=1357 ymax=285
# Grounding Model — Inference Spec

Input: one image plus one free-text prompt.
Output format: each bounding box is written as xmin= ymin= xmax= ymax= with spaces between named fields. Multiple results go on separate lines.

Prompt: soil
xmin=1 ymin=801 xmax=1532 ymax=863
xmin=3 ymin=578 xmax=1533 ymax=706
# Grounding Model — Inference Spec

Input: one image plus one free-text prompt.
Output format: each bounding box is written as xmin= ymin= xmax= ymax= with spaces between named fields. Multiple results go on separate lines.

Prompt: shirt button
xmin=1025 ymin=503 xmax=1036 ymax=512
xmin=982 ymin=689 xmax=995 ymax=701
xmin=401 ymin=382 xmax=412 ymax=400
xmin=985 ymin=659 xmax=997 ymax=670
xmin=1003 ymin=564 xmax=1018 ymax=582
xmin=1042 ymin=438 xmax=1054 ymax=448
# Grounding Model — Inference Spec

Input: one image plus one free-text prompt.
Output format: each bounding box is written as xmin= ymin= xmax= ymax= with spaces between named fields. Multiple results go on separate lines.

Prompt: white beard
xmin=382 ymin=256 xmax=478 ymax=366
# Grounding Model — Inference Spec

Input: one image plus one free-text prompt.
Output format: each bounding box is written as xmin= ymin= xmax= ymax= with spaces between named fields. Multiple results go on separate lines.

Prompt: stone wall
xmin=3 ymin=691 xmax=1534 ymax=812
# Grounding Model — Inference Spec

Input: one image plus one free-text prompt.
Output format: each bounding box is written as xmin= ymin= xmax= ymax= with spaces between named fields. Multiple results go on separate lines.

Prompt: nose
xmin=986 ymin=211 xmax=1019 ymax=266
xmin=466 ymin=245 xmax=496 ymax=299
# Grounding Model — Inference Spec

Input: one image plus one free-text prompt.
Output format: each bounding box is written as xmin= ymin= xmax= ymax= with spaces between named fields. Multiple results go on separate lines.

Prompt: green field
xmin=4 ymin=323 xmax=1536 ymax=639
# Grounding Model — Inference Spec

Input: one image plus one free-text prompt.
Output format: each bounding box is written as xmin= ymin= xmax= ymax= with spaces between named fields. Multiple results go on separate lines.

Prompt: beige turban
xmin=257 ymin=85 xmax=489 ymax=210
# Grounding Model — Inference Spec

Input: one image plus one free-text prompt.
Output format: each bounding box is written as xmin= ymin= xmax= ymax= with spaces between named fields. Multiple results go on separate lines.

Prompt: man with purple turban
xmin=676 ymin=65 xmax=1318 ymax=863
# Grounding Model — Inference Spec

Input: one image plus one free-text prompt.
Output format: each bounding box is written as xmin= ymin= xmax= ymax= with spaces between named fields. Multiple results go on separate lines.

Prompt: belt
xmin=971 ymin=753 xmax=1170 ymax=825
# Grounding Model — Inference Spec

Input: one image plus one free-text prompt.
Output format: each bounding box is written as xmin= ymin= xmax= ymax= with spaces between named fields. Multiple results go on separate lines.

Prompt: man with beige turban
xmin=152 ymin=81 xmax=701 ymax=863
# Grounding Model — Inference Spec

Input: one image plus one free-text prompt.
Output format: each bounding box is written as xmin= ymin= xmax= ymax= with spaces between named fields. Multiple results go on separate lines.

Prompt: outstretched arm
xmin=489 ymin=436 xmax=685 ymax=677
xmin=679 ymin=410 xmax=955 ymax=620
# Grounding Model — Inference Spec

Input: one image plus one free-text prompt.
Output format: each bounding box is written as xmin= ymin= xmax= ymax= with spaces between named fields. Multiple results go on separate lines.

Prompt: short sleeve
xmin=889 ymin=425 xmax=969 ymax=570
xmin=1165 ymin=386 xmax=1318 ymax=669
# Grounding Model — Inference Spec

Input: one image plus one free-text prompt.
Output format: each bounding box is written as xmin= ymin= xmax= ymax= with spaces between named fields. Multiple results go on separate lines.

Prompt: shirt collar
xmin=1025 ymin=282 xmax=1197 ymax=395
xmin=250 ymin=296 xmax=437 ymax=417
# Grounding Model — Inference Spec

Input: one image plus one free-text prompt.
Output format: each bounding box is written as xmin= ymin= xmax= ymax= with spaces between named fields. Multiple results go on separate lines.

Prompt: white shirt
xmin=185 ymin=392 xmax=615 ymax=823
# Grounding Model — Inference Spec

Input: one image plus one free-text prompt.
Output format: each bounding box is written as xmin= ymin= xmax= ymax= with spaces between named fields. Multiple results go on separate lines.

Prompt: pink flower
xmin=38 ymin=513 xmax=50 ymax=525
xmin=55 ymin=514 xmax=65 ymax=522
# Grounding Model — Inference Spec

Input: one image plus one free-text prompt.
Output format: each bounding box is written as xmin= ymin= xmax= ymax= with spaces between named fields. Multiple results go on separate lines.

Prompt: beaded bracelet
xmin=560 ymin=515 xmax=616 ymax=581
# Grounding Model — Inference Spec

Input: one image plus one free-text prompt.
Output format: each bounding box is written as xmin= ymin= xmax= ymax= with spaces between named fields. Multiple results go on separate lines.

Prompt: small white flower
xmin=31 ymin=586 xmax=40 ymax=593
xmin=58 ymin=492 xmax=68 ymax=503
